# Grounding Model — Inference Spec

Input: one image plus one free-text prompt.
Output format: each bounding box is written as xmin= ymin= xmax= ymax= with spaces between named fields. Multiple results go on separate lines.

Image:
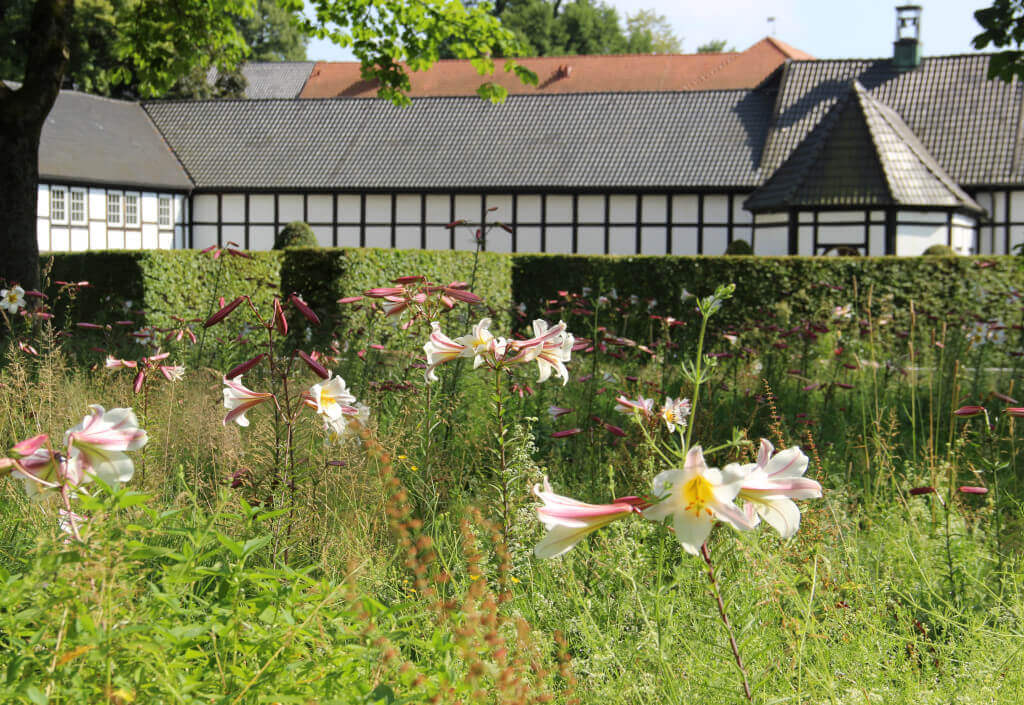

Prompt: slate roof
xmin=40 ymin=90 xmax=193 ymax=190
xmin=760 ymin=55 xmax=1024 ymax=187
xmin=208 ymin=62 xmax=316 ymax=99
xmin=298 ymin=38 xmax=808 ymax=98
xmin=746 ymin=81 xmax=982 ymax=212
xmin=143 ymin=90 xmax=772 ymax=190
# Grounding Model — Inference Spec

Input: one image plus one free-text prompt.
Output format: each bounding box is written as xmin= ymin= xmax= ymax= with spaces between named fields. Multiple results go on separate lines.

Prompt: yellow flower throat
xmin=683 ymin=475 xmax=714 ymax=517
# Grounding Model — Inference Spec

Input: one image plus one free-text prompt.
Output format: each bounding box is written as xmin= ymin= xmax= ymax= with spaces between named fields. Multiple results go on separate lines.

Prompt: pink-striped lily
xmin=454 ymin=317 xmax=499 ymax=368
xmin=64 ymin=405 xmax=148 ymax=488
xmin=643 ymin=446 xmax=755 ymax=555
xmin=423 ymin=322 xmax=467 ymax=382
xmin=10 ymin=445 xmax=71 ymax=498
xmin=511 ymin=319 xmax=574 ymax=385
xmin=222 ymin=376 xmax=275 ymax=427
xmin=533 ymin=477 xmax=643 ymax=558
xmin=615 ymin=395 xmax=654 ymax=418
xmin=659 ymin=397 xmax=691 ymax=433
xmin=726 ymin=439 xmax=823 ymax=538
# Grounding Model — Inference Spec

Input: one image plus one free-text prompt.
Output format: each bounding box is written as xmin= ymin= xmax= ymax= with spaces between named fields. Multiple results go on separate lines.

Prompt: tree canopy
xmin=973 ymin=0 xmax=1024 ymax=82
xmin=454 ymin=0 xmax=683 ymax=58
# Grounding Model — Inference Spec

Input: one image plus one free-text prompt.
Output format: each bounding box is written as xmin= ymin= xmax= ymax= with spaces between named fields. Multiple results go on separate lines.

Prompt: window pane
xmin=158 ymin=197 xmax=171 ymax=228
xmin=108 ymin=194 xmax=122 ymax=225
xmin=51 ymin=188 xmax=66 ymax=222
xmin=125 ymin=194 xmax=139 ymax=226
xmin=70 ymin=191 xmax=85 ymax=223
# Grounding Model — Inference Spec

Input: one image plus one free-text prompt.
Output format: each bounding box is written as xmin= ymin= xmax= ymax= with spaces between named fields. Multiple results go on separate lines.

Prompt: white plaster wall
xmin=194 ymin=195 xmax=218 ymax=222
xmin=395 ymin=194 xmax=419 ymax=224
xmin=608 ymin=226 xmax=634 ymax=255
xmin=90 ymin=221 xmax=106 ymax=250
xmin=221 ymin=194 xmax=245 ymax=223
xmin=51 ymin=228 xmax=69 ymax=251
xmin=754 ymin=227 xmax=788 ymax=256
xmin=518 ymin=195 xmax=541 ymax=223
xmin=517 ymin=226 xmax=541 ymax=253
xmin=278 ymin=194 xmax=303 ymax=222
xmin=141 ymin=193 xmax=158 ymax=223
xmin=338 ymin=195 xmax=361 ymax=223
xmin=142 ymin=224 xmax=158 ymax=250
xmin=642 ymin=195 xmax=666 ymax=223
xmin=395 ymin=226 xmax=419 ymax=250
xmin=672 ymin=195 xmax=699 ymax=223
xmin=107 ymin=230 xmax=125 ymax=249
xmin=608 ymin=195 xmax=634 ymax=223
xmin=312 ymin=226 xmax=333 ymax=247
xmin=454 ymin=194 xmax=481 ymax=222
xmin=577 ymin=226 xmax=603 ymax=255
xmin=251 ymin=225 xmax=275 ymax=251
xmin=704 ymin=227 xmax=728 ymax=255
xmin=193 ymin=225 xmax=217 ymax=250
xmin=869 ymin=225 xmax=886 ymax=255
xmin=308 ymin=195 xmax=333 ymax=224
xmin=578 ymin=195 xmax=603 ymax=223
xmin=37 ymin=184 xmax=49 ymax=217
xmin=425 ymin=225 xmax=450 ymax=250
xmin=545 ymin=226 xmax=572 ymax=254
xmin=365 ymin=225 xmax=390 ymax=248
xmin=37 ymin=219 xmax=49 ymax=252
xmin=365 ymin=195 xmax=390 ymax=222
xmin=425 ymin=195 xmax=449 ymax=223
xmin=732 ymin=196 xmax=753 ymax=224
xmin=640 ymin=227 xmax=667 ymax=255
xmin=704 ymin=195 xmax=729 ymax=223
xmin=338 ymin=226 xmax=361 ymax=248
xmin=671 ymin=227 xmax=699 ymax=255
xmin=895 ymin=211 xmax=947 ymax=255
xmin=817 ymin=224 xmax=863 ymax=245
xmin=546 ymin=195 xmax=572 ymax=223
xmin=251 ymin=194 xmax=274 ymax=223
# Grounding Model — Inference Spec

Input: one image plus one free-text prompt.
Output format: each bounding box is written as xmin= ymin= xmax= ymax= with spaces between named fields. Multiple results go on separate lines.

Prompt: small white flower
xmin=0 ymin=285 xmax=26 ymax=314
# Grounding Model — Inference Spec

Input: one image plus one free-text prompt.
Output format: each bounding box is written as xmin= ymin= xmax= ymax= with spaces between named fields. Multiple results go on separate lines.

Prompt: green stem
xmin=701 ymin=541 xmax=752 ymax=702
xmin=684 ymin=311 xmax=711 ymax=452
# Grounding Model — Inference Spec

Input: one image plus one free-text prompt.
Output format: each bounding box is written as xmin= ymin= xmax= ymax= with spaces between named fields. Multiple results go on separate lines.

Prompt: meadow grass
xmin=1 ymin=278 xmax=1023 ymax=704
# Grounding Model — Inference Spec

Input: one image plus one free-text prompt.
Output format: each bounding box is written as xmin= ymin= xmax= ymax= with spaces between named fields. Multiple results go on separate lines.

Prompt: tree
xmin=237 ymin=0 xmax=307 ymax=62
xmin=696 ymin=39 xmax=731 ymax=54
xmin=973 ymin=0 xmax=1024 ymax=82
xmin=625 ymin=9 xmax=681 ymax=54
xmin=0 ymin=0 xmax=527 ymax=290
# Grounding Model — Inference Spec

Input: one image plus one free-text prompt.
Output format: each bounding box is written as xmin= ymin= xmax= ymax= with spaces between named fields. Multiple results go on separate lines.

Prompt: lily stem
xmin=700 ymin=541 xmax=752 ymax=702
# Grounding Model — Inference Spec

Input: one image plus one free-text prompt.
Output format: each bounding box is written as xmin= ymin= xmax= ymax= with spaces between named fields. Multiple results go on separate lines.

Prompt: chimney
xmin=893 ymin=5 xmax=922 ymax=70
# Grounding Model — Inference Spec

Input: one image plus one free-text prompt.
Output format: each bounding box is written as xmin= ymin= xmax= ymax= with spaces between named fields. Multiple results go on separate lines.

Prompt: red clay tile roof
xmin=299 ymin=38 xmax=811 ymax=99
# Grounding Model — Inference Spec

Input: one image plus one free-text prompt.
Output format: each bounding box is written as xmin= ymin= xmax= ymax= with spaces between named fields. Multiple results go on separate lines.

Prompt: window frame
xmin=70 ymin=188 xmax=87 ymax=225
xmin=50 ymin=186 xmax=67 ymax=224
xmin=124 ymin=192 xmax=140 ymax=228
xmin=158 ymin=196 xmax=172 ymax=228
xmin=107 ymin=192 xmax=123 ymax=226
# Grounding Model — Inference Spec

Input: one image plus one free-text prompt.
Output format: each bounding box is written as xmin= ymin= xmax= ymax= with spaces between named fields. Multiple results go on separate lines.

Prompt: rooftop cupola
xmin=893 ymin=5 xmax=922 ymax=70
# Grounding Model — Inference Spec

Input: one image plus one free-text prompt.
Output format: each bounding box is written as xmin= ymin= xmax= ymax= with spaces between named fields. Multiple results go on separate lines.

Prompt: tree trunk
xmin=0 ymin=0 xmax=73 ymax=291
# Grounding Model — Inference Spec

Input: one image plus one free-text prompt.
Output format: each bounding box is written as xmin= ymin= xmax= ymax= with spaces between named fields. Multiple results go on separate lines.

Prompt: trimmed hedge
xmin=280 ymin=247 xmax=513 ymax=348
xmin=511 ymin=254 xmax=1024 ymax=346
xmin=45 ymin=250 xmax=281 ymax=360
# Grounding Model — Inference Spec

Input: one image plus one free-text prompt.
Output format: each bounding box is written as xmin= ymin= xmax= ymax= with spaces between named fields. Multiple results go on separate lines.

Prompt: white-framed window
xmin=50 ymin=186 xmax=67 ymax=224
xmin=125 ymin=193 xmax=140 ymax=227
xmin=70 ymin=188 xmax=87 ymax=224
xmin=107 ymin=192 xmax=122 ymax=225
xmin=158 ymin=196 xmax=172 ymax=228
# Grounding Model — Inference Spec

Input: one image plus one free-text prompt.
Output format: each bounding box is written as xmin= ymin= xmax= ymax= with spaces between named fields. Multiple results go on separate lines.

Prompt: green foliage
xmin=973 ymin=0 xmax=1024 ymax=82
xmin=239 ymin=0 xmax=308 ymax=61
xmin=274 ymin=221 xmax=318 ymax=249
xmin=625 ymin=9 xmax=682 ymax=54
xmin=724 ymin=239 xmax=753 ymax=255
xmin=44 ymin=250 xmax=280 ymax=361
xmin=512 ymin=254 xmax=1024 ymax=346
xmin=922 ymin=243 xmax=956 ymax=256
xmin=697 ymin=39 xmax=731 ymax=53
xmin=280 ymin=246 xmax=512 ymax=348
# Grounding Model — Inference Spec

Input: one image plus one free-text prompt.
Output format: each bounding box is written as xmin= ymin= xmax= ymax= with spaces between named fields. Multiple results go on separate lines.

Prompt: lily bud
xmin=909 ymin=486 xmax=936 ymax=496
xmin=225 ymin=353 xmax=266 ymax=380
xmin=288 ymin=293 xmax=321 ymax=326
xmin=444 ymin=287 xmax=483 ymax=304
xmin=204 ymin=296 xmax=245 ymax=328
xmin=298 ymin=350 xmax=330 ymax=379
xmin=959 ymin=486 xmax=988 ymax=495
xmin=133 ymin=370 xmax=145 ymax=394
xmin=271 ymin=298 xmax=288 ymax=336
xmin=953 ymin=405 xmax=985 ymax=417
xmin=1005 ymin=407 xmax=1024 ymax=417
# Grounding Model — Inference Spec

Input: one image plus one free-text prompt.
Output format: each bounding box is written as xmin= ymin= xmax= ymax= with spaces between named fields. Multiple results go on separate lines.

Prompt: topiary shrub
xmin=274 ymin=221 xmax=318 ymax=249
xmin=724 ymin=239 xmax=753 ymax=255
xmin=922 ymin=244 xmax=955 ymax=256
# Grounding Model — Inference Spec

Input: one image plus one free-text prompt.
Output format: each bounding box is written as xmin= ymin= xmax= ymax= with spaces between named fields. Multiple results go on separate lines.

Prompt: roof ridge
xmin=309 ymin=52 xmax=742 ymax=66
xmin=684 ymin=47 xmax=747 ymax=89
xmin=142 ymin=88 xmax=761 ymax=107
xmin=774 ymin=90 xmax=854 ymax=206
xmin=139 ymin=103 xmax=198 ymax=188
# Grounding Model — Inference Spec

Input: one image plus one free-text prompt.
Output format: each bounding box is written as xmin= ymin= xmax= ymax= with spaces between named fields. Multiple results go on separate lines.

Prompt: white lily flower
xmin=422 ymin=321 xmax=467 ymax=382
xmin=727 ymin=439 xmax=823 ymax=538
xmin=454 ymin=318 xmax=496 ymax=369
xmin=0 ymin=285 xmax=26 ymax=313
xmin=643 ymin=446 xmax=755 ymax=555
xmin=63 ymin=405 xmax=148 ymax=488
xmin=309 ymin=375 xmax=357 ymax=421
xmin=659 ymin=397 xmax=691 ymax=433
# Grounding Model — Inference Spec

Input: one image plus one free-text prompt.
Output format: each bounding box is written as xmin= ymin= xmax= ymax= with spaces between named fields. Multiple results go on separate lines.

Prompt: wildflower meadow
xmin=2 ymin=246 xmax=1024 ymax=704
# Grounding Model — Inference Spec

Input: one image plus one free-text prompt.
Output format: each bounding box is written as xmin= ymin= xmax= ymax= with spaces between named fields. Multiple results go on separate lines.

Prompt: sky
xmin=305 ymin=1 xmax=986 ymax=62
